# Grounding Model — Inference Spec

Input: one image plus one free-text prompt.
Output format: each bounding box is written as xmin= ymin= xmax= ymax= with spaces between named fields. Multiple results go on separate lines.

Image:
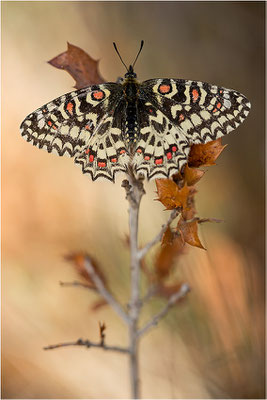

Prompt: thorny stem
xmin=123 ymin=172 xmax=145 ymax=399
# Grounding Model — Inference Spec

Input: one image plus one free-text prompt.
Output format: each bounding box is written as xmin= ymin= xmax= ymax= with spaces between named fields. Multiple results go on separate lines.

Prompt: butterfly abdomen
xmin=123 ymin=78 xmax=140 ymax=146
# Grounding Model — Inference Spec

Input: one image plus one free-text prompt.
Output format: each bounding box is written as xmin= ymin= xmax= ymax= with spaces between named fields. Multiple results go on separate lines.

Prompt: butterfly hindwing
xmin=74 ymin=111 xmax=129 ymax=181
xmin=133 ymin=102 xmax=190 ymax=179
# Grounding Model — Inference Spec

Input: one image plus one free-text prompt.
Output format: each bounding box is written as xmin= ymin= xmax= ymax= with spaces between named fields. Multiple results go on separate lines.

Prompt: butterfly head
xmin=124 ymin=65 xmax=137 ymax=79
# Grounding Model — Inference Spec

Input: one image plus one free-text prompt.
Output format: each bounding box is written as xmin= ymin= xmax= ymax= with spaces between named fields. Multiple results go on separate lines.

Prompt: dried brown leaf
xmin=155 ymin=235 xmax=185 ymax=279
xmin=161 ymin=226 xmax=175 ymax=246
xmin=48 ymin=42 xmax=105 ymax=90
xmin=183 ymin=164 xmax=205 ymax=186
xmin=155 ymin=179 xmax=190 ymax=210
xmin=91 ymin=299 xmax=108 ymax=311
xmin=178 ymin=218 xmax=205 ymax=249
xmin=188 ymin=139 xmax=227 ymax=168
xmin=157 ymin=282 xmax=183 ymax=298
xmin=65 ymin=252 xmax=107 ymax=287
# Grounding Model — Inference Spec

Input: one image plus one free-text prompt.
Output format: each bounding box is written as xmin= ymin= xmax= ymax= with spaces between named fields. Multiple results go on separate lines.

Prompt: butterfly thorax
xmin=122 ymin=66 xmax=140 ymax=147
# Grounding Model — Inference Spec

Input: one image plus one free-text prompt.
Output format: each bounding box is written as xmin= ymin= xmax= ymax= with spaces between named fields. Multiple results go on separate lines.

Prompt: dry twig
xmin=137 ymin=283 xmax=190 ymax=337
xmin=44 ymin=338 xmax=129 ymax=354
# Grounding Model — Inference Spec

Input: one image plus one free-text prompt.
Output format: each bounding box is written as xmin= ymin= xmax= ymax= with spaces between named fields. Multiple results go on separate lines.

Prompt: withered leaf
xmin=183 ymin=164 xmax=205 ymax=186
xmin=155 ymin=235 xmax=185 ymax=279
xmin=188 ymin=139 xmax=227 ymax=168
xmin=48 ymin=42 xmax=105 ymax=90
xmin=155 ymin=179 xmax=190 ymax=210
xmin=161 ymin=226 xmax=175 ymax=246
xmin=177 ymin=218 xmax=205 ymax=249
xmin=157 ymin=282 xmax=184 ymax=299
xmin=91 ymin=299 xmax=108 ymax=312
xmin=181 ymin=186 xmax=197 ymax=221
xmin=65 ymin=252 xmax=107 ymax=287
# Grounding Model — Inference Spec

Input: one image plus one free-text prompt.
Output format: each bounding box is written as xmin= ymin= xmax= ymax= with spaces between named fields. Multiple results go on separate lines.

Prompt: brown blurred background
xmin=2 ymin=1 xmax=265 ymax=399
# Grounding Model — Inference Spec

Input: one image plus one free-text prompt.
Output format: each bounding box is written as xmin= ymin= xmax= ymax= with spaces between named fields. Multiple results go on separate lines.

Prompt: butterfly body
xmin=20 ymin=63 xmax=251 ymax=182
xmin=121 ymin=65 xmax=141 ymax=147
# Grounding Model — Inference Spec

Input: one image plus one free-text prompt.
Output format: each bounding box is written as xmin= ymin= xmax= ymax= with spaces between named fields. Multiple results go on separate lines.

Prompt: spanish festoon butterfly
xmin=20 ymin=41 xmax=251 ymax=181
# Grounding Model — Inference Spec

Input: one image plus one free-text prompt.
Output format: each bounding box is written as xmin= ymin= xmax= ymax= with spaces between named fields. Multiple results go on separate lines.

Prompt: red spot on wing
xmin=172 ymin=146 xmax=177 ymax=152
xmin=111 ymin=158 xmax=117 ymax=163
xmin=89 ymin=155 xmax=94 ymax=162
xmin=144 ymin=155 xmax=150 ymax=161
xmin=93 ymin=91 xmax=104 ymax=100
xmin=192 ymin=89 xmax=199 ymax=102
xmin=155 ymin=158 xmax=163 ymax=165
xmin=136 ymin=148 xmax=142 ymax=153
xmin=120 ymin=149 xmax=126 ymax=154
xmin=85 ymin=148 xmax=90 ymax=154
xmin=66 ymin=102 xmax=74 ymax=114
xmin=212 ymin=102 xmax=222 ymax=113
xmin=179 ymin=114 xmax=185 ymax=122
xmin=85 ymin=124 xmax=91 ymax=130
xmin=159 ymin=84 xmax=171 ymax=94
xmin=47 ymin=121 xmax=52 ymax=126
xmin=167 ymin=152 xmax=172 ymax=160
xmin=98 ymin=161 xmax=106 ymax=168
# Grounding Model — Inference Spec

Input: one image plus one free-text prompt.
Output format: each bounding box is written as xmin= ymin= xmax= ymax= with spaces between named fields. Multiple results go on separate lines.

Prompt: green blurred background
xmin=2 ymin=1 xmax=265 ymax=398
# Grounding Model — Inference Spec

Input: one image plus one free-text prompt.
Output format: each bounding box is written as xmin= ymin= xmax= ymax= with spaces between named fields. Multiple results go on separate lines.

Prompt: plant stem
xmin=43 ymin=338 xmax=129 ymax=353
xmin=126 ymin=173 xmax=144 ymax=399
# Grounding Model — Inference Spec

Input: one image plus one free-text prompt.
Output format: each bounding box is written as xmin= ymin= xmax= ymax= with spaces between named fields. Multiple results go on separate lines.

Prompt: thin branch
xmin=139 ymin=284 xmax=158 ymax=306
xmin=83 ymin=257 xmax=131 ymax=325
xmin=123 ymin=172 xmax=145 ymax=400
xmin=44 ymin=338 xmax=129 ymax=354
xmin=137 ymin=283 xmax=190 ymax=338
xmin=59 ymin=280 xmax=96 ymax=290
xmin=138 ymin=209 xmax=179 ymax=260
xmin=197 ymin=217 xmax=224 ymax=224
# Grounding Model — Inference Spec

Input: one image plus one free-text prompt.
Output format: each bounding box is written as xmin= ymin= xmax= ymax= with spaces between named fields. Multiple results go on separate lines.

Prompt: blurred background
xmin=2 ymin=1 xmax=265 ymax=399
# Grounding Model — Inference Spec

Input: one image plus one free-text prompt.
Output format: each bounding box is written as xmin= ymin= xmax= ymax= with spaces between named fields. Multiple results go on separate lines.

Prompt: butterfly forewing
xmin=140 ymin=78 xmax=251 ymax=145
xmin=20 ymin=82 xmax=130 ymax=181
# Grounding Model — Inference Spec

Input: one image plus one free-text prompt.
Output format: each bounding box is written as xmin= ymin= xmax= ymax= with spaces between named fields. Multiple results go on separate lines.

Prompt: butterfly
xmin=20 ymin=41 xmax=251 ymax=182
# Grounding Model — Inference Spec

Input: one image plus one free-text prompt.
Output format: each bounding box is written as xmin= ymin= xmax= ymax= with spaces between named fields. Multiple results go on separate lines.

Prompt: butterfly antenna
xmin=132 ymin=40 xmax=144 ymax=68
xmin=113 ymin=42 xmax=128 ymax=71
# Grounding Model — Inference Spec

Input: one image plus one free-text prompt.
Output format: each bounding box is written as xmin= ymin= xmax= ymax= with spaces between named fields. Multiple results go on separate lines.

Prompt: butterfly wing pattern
xmin=20 ymin=83 xmax=131 ymax=181
xmin=20 ymin=72 xmax=251 ymax=182
xmin=133 ymin=79 xmax=251 ymax=179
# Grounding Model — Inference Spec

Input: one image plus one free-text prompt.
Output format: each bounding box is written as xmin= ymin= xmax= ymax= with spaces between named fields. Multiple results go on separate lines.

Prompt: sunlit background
xmin=2 ymin=1 xmax=265 ymax=399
